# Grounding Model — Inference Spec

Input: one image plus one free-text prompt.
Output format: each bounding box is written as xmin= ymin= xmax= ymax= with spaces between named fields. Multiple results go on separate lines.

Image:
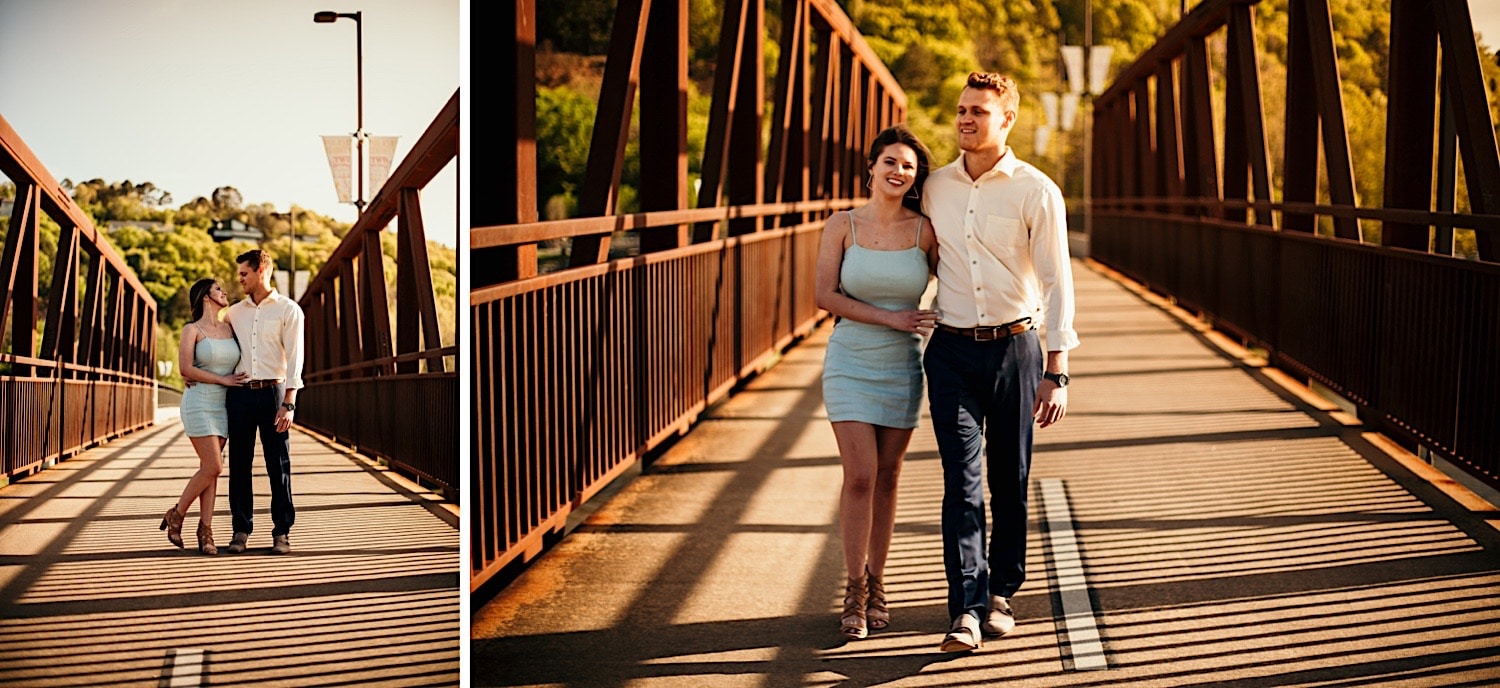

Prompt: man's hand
xmin=887 ymin=309 xmax=939 ymax=336
xmin=1033 ymin=380 xmax=1067 ymax=428
xmin=275 ymin=407 xmax=294 ymax=433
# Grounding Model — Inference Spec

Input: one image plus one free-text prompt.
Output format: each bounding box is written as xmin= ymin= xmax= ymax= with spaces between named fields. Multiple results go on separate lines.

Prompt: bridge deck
xmin=473 ymin=260 xmax=1500 ymax=687
xmin=0 ymin=416 xmax=459 ymax=687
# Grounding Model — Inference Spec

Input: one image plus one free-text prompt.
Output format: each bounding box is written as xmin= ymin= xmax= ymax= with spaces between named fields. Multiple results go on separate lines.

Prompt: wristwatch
xmin=281 ymin=402 xmax=297 ymax=412
xmin=1043 ymin=371 xmax=1070 ymax=387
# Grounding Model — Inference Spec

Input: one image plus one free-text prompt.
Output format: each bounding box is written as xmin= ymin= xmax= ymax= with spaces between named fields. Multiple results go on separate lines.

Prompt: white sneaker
xmin=982 ymin=594 xmax=1015 ymax=637
xmin=940 ymin=614 xmax=981 ymax=652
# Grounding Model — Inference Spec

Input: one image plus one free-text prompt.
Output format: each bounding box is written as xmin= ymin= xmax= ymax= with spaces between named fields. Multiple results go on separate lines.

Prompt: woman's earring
xmin=906 ymin=186 xmax=920 ymax=200
xmin=865 ymin=176 xmax=873 ymax=190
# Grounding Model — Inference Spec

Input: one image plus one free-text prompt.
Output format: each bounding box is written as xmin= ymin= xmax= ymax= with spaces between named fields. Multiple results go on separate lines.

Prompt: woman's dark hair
xmin=866 ymin=124 xmax=933 ymax=213
xmin=189 ymin=278 xmax=218 ymax=323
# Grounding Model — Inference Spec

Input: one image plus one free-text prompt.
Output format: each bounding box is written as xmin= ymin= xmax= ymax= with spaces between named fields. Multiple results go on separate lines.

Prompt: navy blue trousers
xmin=924 ymin=329 xmax=1042 ymax=620
xmin=227 ymin=385 xmax=296 ymax=536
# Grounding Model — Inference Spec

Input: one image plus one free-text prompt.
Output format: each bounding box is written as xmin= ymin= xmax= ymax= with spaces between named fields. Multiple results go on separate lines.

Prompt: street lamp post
xmin=314 ymin=10 xmax=365 ymax=215
xmin=272 ymin=208 xmax=299 ymax=299
xmin=287 ymin=205 xmax=296 ymax=289
xmin=1067 ymin=2 xmax=1111 ymax=244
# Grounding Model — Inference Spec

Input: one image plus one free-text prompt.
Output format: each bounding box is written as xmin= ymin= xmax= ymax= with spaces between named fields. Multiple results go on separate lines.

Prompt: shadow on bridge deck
xmin=473 ymin=260 xmax=1500 ymax=687
xmin=0 ymin=417 xmax=459 ymax=687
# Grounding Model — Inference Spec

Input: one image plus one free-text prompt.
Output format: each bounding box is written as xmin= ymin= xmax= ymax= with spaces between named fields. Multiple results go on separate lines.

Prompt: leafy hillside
xmin=0 ymin=179 xmax=456 ymax=388
xmin=534 ymin=0 xmax=1500 ymax=257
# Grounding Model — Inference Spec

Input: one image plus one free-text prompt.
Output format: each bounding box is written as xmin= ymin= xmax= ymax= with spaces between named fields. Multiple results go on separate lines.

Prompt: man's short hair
xmin=966 ymin=72 xmax=1021 ymax=115
xmin=237 ymin=249 xmax=274 ymax=271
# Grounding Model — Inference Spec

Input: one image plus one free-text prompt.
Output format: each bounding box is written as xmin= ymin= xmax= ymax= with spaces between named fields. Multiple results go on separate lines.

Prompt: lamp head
xmin=313 ymin=11 xmax=339 ymax=22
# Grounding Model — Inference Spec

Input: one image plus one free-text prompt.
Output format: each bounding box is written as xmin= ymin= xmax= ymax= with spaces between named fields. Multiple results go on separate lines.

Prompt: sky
xmin=0 ymin=1 xmax=1494 ymax=252
xmin=1475 ymin=3 xmax=1500 ymax=51
xmin=0 ymin=0 xmax=460 ymax=247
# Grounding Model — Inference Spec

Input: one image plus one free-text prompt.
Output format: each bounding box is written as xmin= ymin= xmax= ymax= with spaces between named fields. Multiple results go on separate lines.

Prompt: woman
xmin=815 ymin=124 xmax=939 ymax=639
xmin=160 ymin=278 xmax=246 ymax=554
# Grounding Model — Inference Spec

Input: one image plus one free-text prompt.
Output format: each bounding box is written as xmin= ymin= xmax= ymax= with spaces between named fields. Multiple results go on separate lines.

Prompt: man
xmin=921 ymin=72 xmax=1078 ymax=652
xmin=224 ymin=249 xmax=306 ymax=555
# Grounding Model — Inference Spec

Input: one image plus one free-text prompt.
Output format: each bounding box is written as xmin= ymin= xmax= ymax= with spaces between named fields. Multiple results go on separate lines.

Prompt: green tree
xmin=536 ymin=85 xmax=599 ymax=217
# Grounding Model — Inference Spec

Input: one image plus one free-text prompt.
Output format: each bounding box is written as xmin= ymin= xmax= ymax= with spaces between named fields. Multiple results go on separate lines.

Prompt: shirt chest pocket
xmin=984 ymin=215 xmax=1027 ymax=258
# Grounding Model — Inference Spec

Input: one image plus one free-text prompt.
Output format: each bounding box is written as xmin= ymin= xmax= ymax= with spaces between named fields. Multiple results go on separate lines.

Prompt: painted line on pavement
xmin=1040 ymin=478 xmax=1108 ymax=671
xmin=166 ymin=648 xmax=205 ymax=687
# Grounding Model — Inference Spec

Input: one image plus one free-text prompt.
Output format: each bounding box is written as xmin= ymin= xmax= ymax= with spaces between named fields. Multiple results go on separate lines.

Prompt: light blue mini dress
xmin=180 ymin=336 xmax=241 ymax=438
xmin=822 ymin=212 xmax=932 ymax=429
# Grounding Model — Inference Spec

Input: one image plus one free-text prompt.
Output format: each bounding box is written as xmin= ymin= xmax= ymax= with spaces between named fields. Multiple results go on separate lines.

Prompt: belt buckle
xmin=973 ymin=327 xmax=998 ymax=342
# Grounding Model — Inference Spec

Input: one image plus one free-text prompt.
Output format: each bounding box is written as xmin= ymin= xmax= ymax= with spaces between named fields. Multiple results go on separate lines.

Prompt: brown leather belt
xmin=246 ymin=379 xmax=282 ymax=389
xmin=936 ymin=318 xmax=1034 ymax=342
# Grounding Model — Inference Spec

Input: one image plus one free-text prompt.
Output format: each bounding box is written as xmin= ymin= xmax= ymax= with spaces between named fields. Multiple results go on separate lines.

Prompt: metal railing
xmin=296 ymin=90 xmax=458 ymax=500
xmin=472 ymin=0 xmax=906 ymax=589
xmin=1 ymin=114 xmax=157 ymax=478
xmin=1089 ymin=0 xmax=1500 ymax=489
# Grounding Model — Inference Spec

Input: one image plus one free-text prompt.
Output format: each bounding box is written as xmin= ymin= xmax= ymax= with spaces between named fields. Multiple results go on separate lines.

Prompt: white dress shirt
xmin=922 ymin=148 xmax=1079 ymax=352
xmin=225 ymin=289 xmax=306 ymax=390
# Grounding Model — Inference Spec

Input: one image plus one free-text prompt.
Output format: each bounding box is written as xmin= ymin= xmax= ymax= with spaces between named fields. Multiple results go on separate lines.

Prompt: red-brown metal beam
xmin=40 ymin=222 xmax=80 ymax=368
xmin=77 ymin=251 xmax=107 ymax=378
xmin=1299 ymin=0 xmax=1361 ymax=240
xmin=638 ymin=0 xmax=690 ymax=252
xmin=1133 ymin=81 xmax=1154 ymax=206
xmin=1154 ymin=60 xmax=1184 ymax=206
xmin=338 ymin=259 xmax=363 ymax=373
xmin=1433 ymin=0 xmax=1500 ymax=260
xmin=726 ymin=0 xmax=765 ymax=236
xmin=570 ymin=0 xmax=652 ymax=265
xmin=474 ymin=0 xmax=537 ymax=286
xmin=695 ymin=0 xmax=754 ymax=242
xmin=397 ymin=188 xmax=445 ymax=374
xmin=1181 ymin=36 xmax=1219 ymax=215
xmin=1 ymin=183 xmax=39 ymax=373
xmin=1222 ymin=3 xmax=1272 ymax=224
xmin=809 ymin=29 xmax=835 ymax=201
xmin=1382 ymin=0 xmax=1439 ymax=251
xmin=359 ymin=231 xmax=394 ymax=374
xmin=1281 ymin=0 xmax=1319 ymax=234
xmin=766 ymin=0 xmax=810 ymax=227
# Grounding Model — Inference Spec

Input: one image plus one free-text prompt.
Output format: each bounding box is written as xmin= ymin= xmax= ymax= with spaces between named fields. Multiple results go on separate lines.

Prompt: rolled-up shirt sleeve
xmin=283 ymin=302 xmax=306 ymax=390
xmin=1029 ymin=183 xmax=1079 ymax=352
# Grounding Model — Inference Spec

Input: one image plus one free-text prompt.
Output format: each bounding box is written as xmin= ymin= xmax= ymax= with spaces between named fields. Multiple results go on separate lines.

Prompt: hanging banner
xmin=1061 ymin=46 xmax=1086 ymax=95
xmin=1088 ymin=46 xmax=1116 ymax=96
xmin=368 ymin=135 xmax=400 ymax=197
xmin=1040 ymin=92 xmax=1059 ymax=131
xmin=321 ymin=135 xmax=354 ymax=204
xmin=1061 ymin=93 xmax=1081 ymax=132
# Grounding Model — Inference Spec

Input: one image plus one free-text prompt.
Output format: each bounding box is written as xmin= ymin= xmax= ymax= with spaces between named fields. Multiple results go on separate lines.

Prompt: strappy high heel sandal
xmin=197 ymin=522 xmax=218 ymax=555
xmin=866 ymin=568 xmax=890 ymax=631
xmin=841 ymin=574 xmax=869 ymax=639
xmin=159 ymin=506 xmax=185 ymax=549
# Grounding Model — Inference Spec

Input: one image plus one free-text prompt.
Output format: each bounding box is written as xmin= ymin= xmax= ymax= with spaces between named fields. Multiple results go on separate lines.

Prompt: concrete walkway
xmin=0 ymin=417 xmax=459 ymax=687
xmin=472 ymin=260 xmax=1500 ymax=687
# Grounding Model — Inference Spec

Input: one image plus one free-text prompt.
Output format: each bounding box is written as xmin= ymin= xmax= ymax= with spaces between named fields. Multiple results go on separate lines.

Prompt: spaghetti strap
xmin=847 ymin=210 xmax=858 ymax=247
xmin=914 ymin=216 xmax=923 ymax=245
